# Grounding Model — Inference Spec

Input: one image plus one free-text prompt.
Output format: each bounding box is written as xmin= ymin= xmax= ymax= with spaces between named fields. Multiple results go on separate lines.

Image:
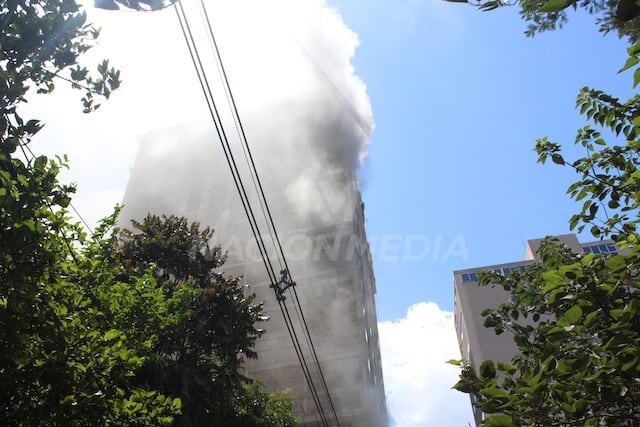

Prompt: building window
xmin=583 ymin=243 xmax=617 ymax=255
xmin=463 ymin=265 xmax=531 ymax=282
xmin=461 ymin=272 xmax=478 ymax=282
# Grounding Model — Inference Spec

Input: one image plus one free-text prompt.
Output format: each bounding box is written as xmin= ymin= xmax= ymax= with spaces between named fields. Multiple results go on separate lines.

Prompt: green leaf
xmin=480 ymin=360 xmax=497 ymax=379
xmin=564 ymin=305 xmax=583 ymax=324
xmin=583 ymin=309 xmax=599 ymax=326
xmin=543 ymin=280 xmax=562 ymax=293
xmin=497 ymin=362 xmax=516 ymax=375
xmin=103 ymin=329 xmax=122 ymax=341
xmin=551 ymin=153 xmax=565 ymax=165
xmin=561 ymin=401 xmax=577 ymax=413
xmin=619 ymin=55 xmax=640 ymax=73
xmin=484 ymin=414 xmax=512 ymax=426
xmin=479 ymin=1 xmax=502 ymax=11
xmin=609 ymin=308 xmax=623 ymax=321
xmin=172 ymin=398 xmax=182 ymax=409
xmin=628 ymin=42 xmax=640 ymax=56
xmin=622 ymin=357 xmax=637 ymax=371
xmin=634 ymin=67 xmax=640 ymax=88
xmin=539 ymin=0 xmax=570 ymax=11
xmin=546 ymin=325 xmax=567 ymax=335
xmin=481 ymin=387 xmax=510 ymax=398
xmin=60 ymin=395 xmax=75 ymax=405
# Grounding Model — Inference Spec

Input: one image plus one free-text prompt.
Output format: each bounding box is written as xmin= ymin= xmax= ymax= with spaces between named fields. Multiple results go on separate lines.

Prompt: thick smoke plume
xmin=121 ymin=0 xmax=374 ymax=249
xmin=201 ymin=0 xmax=373 ymax=221
xmin=119 ymin=1 xmax=386 ymax=425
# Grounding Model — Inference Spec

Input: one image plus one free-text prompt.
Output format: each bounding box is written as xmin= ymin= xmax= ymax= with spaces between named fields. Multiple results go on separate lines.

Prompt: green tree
xmin=450 ymin=86 xmax=640 ymax=425
xmin=232 ymin=380 xmax=297 ymax=427
xmin=448 ymin=0 xmax=640 ymax=425
xmin=1 ymin=1 xmax=295 ymax=425
xmin=459 ymin=0 xmax=640 ymax=41
xmin=113 ymin=214 xmax=296 ymax=427
xmin=1 ymin=0 xmax=180 ymax=424
xmin=451 ymin=239 xmax=640 ymax=426
xmin=0 ymin=152 xmax=181 ymax=424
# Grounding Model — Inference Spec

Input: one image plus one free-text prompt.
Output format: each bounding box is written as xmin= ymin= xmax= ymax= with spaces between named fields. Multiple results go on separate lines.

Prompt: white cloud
xmin=379 ymin=302 xmax=473 ymax=427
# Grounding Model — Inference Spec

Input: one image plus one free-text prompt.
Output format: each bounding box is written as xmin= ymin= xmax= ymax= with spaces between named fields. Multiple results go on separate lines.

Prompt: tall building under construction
xmin=119 ymin=122 xmax=388 ymax=427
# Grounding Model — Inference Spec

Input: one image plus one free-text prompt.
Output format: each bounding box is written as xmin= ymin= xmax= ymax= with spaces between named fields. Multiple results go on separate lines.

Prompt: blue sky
xmin=335 ymin=1 xmax=632 ymax=319
xmin=25 ymin=1 xmax=633 ymax=425
xmin=328 ymin=3 xmax=632 ymax=425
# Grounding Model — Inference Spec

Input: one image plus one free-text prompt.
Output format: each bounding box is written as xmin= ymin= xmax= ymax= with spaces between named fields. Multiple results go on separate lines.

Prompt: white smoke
xmin=110 ymin=1 xmax=385 ymax=425
xmin=198 ymin=0 xmax=373 ymax=220
xmin=20 ymin=0 xmax=373 ymax=228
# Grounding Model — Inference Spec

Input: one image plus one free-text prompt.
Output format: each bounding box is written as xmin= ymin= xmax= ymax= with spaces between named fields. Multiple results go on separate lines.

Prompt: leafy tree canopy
xmin=93 ymin=0 xmax=176 ymax=11
xmin=1 ymin=0 xmax=296 ymax=425
xmin=111 ymin=214 xmax=287 ymax=426
xmin=1 ymin=0 xmax=177 ymax=423
xmin=460 ymin=0 xmax=640 ymax=41
xmin=448 ymin=0 xmax=640 ymax=424
xmin=451 ymin=87 xmax=640 ymax=424
xmin=451 ymin=240 xmax=640 ymax=426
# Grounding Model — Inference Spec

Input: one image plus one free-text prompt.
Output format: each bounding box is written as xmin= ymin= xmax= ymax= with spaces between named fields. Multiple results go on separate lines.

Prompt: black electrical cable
xmin=288 ymin=285 xmax=341 ymax=426
xmin=277 ymin=294 xmax=330 ymax=427
xmin=174 ymin=0 xmax=277 ymax=286
xmin=198 ymin=3 xmax=341 ymax=424
xmin=199 ymin=0 xmax=288 ymax=275
xmin=198 ymin=3 xmax=341 ymax=425
xmin=175 ymin=8 xmax=330 ymax=423
xmin=177 ymin=2 xmax=342 ymax=425
xmin=277 ymin=298 xmax=329 ymax=427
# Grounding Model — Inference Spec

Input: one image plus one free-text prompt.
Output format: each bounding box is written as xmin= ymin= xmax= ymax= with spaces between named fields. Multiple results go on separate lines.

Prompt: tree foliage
xmin=1 ymin=0 xmax=121 ymax=134
xmin=449 ymin=0 xmax=640 ymax=425
xmin=0 ymin=163 xmax=182 ymax=424
xmin=536 ymin=88 xmax=640 ymax=242
xmin=1 ymin=1 xmax=296 ymax=425
xmin=452 ymin=240 xmax=640 ymax=426
xmin=452 ymin=96 xmax=640 ymax=423
xmin=465 ymin=0 xmax=640 ymax=41
xmin=233 ymin=380 xmax=298 ymax=427
xmin=1 ymin=0 xmax=177 ymax=424
xmin=111 ymin=214 xmax=290 ymax=426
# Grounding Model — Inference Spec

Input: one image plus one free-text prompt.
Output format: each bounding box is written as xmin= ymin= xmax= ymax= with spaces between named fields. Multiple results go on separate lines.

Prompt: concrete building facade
xmin=453 ymin=234 xmax=620 ymax=426
xmin=119 ymin=125 xmax=388 ymax=427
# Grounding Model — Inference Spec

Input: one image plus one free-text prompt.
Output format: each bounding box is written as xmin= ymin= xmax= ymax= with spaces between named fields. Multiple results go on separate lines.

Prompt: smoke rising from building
xmin=119 ymin=1 xmax=387 ymax=425
xmin=121 ymin=0 xmax=374 ymax=239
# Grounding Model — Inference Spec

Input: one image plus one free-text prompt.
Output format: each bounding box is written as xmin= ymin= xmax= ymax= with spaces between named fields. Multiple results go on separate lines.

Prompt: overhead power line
xmin=195 ymin=3 xmax=342 ymax=424
xmin=173 ymin=1 xmax=341 ymax=425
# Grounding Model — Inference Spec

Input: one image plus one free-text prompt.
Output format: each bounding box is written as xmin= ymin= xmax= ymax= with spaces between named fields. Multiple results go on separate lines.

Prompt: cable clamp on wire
xmin=272 ymin=269 xmax=296 ymax=301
